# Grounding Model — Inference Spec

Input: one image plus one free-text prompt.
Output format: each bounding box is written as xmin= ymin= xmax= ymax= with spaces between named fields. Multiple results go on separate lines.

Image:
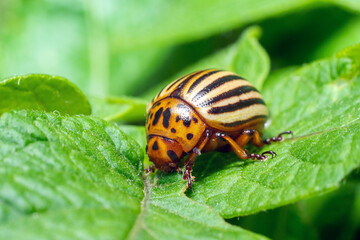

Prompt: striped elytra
xmin=146 ymin=69 xmax=290 ymax=188
xmin=148 ymin=69 xmax=268 ymax=131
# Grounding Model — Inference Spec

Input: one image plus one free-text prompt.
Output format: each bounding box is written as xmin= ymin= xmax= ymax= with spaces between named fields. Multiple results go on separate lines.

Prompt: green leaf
xmin=227 ymin=205 xmax=318 ymax=240
xmin=228 ymin=180 xmax=360 ymax=240
xmin=230 ymin=27 xmax=270 ymax=90
xmin=117 ymin=125 xmax=147 ymax=150
xmin=89 ymin=96 xmax=147 ymax=124
xmin=0 ymin=110 xmax=265 ymax=239
xmin=310 ymin=17 xmax=360 ymax=60
xmin=329 ymin=0 xmax=360 ymax=13
xmin=186 ymin=44 xmax=360 ymax=218
xmin=296 ymin=182 xmax=359 ymax=240
xmin=110 ymin=0 xmax=315 ymax=50
xmin=0 ymin=74 xmax=91 ymax=116
xmin=143 ymin=26 xmax=270 ymax=99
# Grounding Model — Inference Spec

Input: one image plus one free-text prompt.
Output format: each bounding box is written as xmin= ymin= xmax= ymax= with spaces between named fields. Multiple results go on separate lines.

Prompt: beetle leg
xmin=183 ymin=129 xmax=211 ymax=188
xmin=183 ymin=152 xmax=197 ymax=188
xmin=247 ymin=151 xmax=277 ymax=161
xmin=235 ymin=129 xmax=256 ymax=147
xmin=234 ymin=129 xmax=266 ymax=148
xmin=222 ymin=135 xmax=276 ymax=161
xmin=262 ymin=130 xmax=293 ymax=145
xmin=238 ymin=130 xmax=293 ymax=147
xmin=250 ymin=130 xmax=265 ymax=147
xmin=177 ymin=167 xmax=183 ymax=174
xmin=145 ymin=165 xmax=156 ymax=174
xmin=222 ymin=135 xmax=249 ymax=159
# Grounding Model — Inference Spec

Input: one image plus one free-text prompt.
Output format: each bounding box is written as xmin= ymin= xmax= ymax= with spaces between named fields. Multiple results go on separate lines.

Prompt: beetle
xmin=145 ymin=69 xmax=292 ymax=188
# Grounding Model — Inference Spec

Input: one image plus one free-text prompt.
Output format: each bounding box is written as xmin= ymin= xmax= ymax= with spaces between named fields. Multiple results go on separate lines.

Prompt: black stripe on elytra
xmin=198 ymin=85 xmax=258 ymax=107
xmin=151 ymin=101 xmax=161 ymax=110
xmin=167 ymin=150 xmax=179 ymax=162
xmin=208 ymin=98 xmax=265 ymax=114
xmin=152 ymin=141 xmax=159 ymax=150
xmin=221 ymin=115 xmax=267 ymax=127
xmin=152 ymin=107 xmax=163 ymax=125
xmin=187 ymin=69 xmax=221 ymax=94
xmin=156 ymin=86 xmax=166 ymax=99
xmin=192 ymin=75 xmax=243 ymax=102
xmin=170 ymin=70 xmax=205 ymax=97
xmin=162 ymin=108 xmax=171 ymax=128
xmin=165 ymin=75 xmax=187 ymax=92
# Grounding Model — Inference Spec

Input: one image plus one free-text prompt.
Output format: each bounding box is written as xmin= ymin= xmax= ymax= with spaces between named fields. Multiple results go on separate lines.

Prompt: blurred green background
xmin=1 ymin=1 xmax=360 ymax=239
xmin=1 ymin=0 xmax=359 ymax=99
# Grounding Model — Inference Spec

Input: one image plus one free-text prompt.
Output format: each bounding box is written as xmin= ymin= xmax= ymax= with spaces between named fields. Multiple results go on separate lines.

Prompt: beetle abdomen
xmin=151 ymin=69 xmax=269 ymax=131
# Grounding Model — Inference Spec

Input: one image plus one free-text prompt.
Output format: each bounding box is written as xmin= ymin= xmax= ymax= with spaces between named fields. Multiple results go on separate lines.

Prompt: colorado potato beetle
xmin=145 ymin=69 xmax=292 ymax=187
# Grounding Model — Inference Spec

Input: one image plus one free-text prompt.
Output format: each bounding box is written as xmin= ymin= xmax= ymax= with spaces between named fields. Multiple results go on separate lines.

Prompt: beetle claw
xmin=261 ymin=150 xmax=277 ymax=159
xmin=263 ymin=130 xmax=293 ymax=144
xmin=248 ymin=150 xmax=277 ymax=161
xmin=145 ymin=165 xmax=156 ymax=174
xmin=183 ymin=166 xmax=195 ymax=188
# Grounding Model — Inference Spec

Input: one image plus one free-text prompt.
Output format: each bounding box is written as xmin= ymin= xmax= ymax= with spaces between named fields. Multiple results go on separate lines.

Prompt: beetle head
xmin=146 ymin=135 xmax=183 ymax=172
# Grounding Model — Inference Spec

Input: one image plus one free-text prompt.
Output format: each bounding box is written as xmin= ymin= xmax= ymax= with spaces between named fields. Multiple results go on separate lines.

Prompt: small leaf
xmin=0 ymin=110 xmax=265 ymax=239
xmin=143 ymin=26 xmax=270 ymax=99
xmin=0 ymin=74 xmax=91 ymax=116
xmin=187 ymin=44 xmax=360 ymax=218
xmin=230 ymin=26 xmax=270 ymax=90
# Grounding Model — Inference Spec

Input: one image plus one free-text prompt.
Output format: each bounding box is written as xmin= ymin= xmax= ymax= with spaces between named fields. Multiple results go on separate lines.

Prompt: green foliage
xmin=0 ymin=110 xmax=264 ymax=240
xmin=2 ymin=1 xmax=360 ymax=97
xmin=1 ymin=1 xmax=360 ymax=239
xmin=188 ymin=44 xmax=360 ymax=217
xmin=89 ymin=96 xmax=147 ymax=124
xmin=0 ymin=74 xmax=91 ymax=116
xmin=143 ymin=26 xmax=270 ymax=99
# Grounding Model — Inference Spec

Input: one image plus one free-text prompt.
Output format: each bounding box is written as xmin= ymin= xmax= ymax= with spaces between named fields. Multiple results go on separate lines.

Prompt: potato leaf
xmin=0 ymin=110 xmax=265 ymax=239
xmin=0 ymin=74 xmax=91 ymax=116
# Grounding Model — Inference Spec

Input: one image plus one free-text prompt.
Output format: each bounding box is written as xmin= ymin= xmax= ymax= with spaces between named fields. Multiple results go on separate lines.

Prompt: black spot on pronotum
xmin=171 ymin=128 xmax=176 ymax=133
xmin=183 ymin=117 xmax=191 ymax=127
xmin=186 ymin=133 xmax=193 ymax=140
xmin=152 ymin=107 xmax=163 ymax=125
xmin=162 ymin=108 xmax=171 ymax=128
xmin=167 ymin=150 xmax=179 ymax=162
xmin=192 ymin=117 xmax=198 ymax=123
xmin=176 ymin=115 xmax=181 ymax=122
xmin=152 ymin=141 xmax=159 ymax=150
